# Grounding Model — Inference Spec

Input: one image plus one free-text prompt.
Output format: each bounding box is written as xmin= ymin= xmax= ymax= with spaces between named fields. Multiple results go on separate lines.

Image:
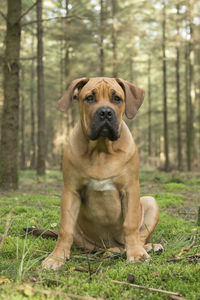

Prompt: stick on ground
xmin=111 ymin=280 xmax=185 ymax=299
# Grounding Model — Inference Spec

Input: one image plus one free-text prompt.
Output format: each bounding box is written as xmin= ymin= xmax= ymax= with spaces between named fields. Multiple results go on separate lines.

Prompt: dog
xmin=42 ymin=77 xmax=163 ymax=270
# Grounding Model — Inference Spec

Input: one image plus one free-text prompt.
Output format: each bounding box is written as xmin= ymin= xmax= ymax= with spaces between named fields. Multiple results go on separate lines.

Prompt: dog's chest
xmin=81 ymin=178 xmax=121 ymax=225
xmin=84 ymin=178 xmax=116 ymax=192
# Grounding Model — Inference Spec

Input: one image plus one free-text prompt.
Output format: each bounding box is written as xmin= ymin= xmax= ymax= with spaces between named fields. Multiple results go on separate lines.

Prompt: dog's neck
xmin=86 ymin=136 xmax=116 ymax=155
xmin=70 ymin=121 xmax=134 ymax=157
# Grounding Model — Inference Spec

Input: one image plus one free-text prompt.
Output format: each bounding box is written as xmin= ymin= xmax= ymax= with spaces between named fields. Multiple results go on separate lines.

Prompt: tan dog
xmin=42 ymin=77 xmax=163 ymax=270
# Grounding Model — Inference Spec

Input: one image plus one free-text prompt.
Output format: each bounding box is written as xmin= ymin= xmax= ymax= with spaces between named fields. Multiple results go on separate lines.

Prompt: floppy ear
xmin=116 ymin=78 xmax=145 ymax=119
xmin=58 ymin=77 xmax=89 ymax=112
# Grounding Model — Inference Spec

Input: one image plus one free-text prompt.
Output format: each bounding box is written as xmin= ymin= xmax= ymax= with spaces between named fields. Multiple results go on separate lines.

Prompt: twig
xmin=176 ymin=235 xmax=197 ymax=258
xmin=0 ymin=10 xmax=7 ymax=21
xmin=24 ymin=227 xmax=58 ymax=238
xmin=0 ymin=209 xmax=13 ymax=253
xmin=86 ymin=251 xmax=93 ymax=282
xmin=18 ymin=0 xmax=39 ymax=22
xmin=167 ymin=253 xmax=200 ymax=262
xmin=111 ymin=280 xmax=184 ymax=299
xmin=0 ymin=211 xmax=8 ymax=218
xmin=193 ymin=245 xmax=200 ymax=248
xmin=3 ymin=285 xmax=104 ymax=300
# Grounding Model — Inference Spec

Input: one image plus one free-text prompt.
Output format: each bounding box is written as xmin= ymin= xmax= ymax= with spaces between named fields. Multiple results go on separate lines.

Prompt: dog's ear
xmin=116 ymin=78 xmax=145 ymax=119
xmin=58 ymin=78 xmax=89 ymax=112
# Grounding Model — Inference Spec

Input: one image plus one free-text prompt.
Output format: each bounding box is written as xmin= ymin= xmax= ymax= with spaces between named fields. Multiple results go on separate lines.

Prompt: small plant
xmin=166 ymin=177 xmax=184 ymax=184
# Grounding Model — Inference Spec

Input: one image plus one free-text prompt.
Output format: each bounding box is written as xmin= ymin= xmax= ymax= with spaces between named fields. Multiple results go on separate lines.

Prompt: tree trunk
xmin=64 ymin=0 xmax=74 ymax=136
xmin=30 ymin=35 xmax=36 ymax=169
xmin=20 ymin=93 xmax=26 ymax=169
xmin=185 ymin=42 xmax=190 ymax=170
xmin=64 ymin=0 xmax=70 ymax=88
xmin=36 ymin=0 xmax=46 ymax=175
xmin=196 ymin=28 xmax=200 ymax=165
xmin=175 ymin=3 xmax=182 ymax=170
xmin=188 ymin=7 xmax=195 ymax=170
xmin=112 ymin=0 xmax=117 ymax=77
xmin=59 ymin=39 xmax=65 ymax=169
xmin=99 ymin=0 xmax=105 ymax=76
xmin=20 ymin=68 xmax=26 ymax=169
xmin=185 ymin=2 xmax=195 ymax=171
xmin=148 ymin=55 xmax=152 ymax=156
xmin=0 ymin=0 xmax=21 ymax=189
xmin=162 ymin=1 xmax=170 ymax=171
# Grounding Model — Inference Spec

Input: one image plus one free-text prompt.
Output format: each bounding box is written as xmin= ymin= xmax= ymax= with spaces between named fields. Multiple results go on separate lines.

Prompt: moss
xmin=163 ymin=183 xmax=188 ymax=192
xmin=146 ymin=193 xmax=185 ymax=209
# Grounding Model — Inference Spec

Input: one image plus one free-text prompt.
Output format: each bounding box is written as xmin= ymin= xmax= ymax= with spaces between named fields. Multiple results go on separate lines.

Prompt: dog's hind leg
xmin=139 ymin=196 xmax=163 ymax=253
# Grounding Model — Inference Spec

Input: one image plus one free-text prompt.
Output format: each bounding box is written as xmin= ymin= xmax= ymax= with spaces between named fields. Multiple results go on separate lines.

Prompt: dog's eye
xmin=84 ymin=95 xmax=96 ymax=103
xmin=113 ymin=95 xmax=122 ymax=104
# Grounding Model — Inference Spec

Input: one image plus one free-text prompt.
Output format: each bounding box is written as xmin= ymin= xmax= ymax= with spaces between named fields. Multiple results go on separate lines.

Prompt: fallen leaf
xmin=23 ymin=285 xmax=34 ymax=296
xmin=0 ymin=276 xmax=10 ymax=284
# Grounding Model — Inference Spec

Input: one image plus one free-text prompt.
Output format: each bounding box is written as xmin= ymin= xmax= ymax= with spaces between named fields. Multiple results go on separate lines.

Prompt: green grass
xmin=0 ymin=169 xmax=200 ymax=299
xmin=163 ymin=183 xmax=188 ymax=192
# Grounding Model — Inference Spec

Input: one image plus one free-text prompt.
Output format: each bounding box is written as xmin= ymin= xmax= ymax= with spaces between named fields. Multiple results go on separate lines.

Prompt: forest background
xmin=0 ymin=0 xmax=200 ymax=190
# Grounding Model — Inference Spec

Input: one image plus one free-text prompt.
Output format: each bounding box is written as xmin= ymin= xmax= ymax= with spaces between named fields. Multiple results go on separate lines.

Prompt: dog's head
xmin=58 ymin=77 xmax=145 ymax=141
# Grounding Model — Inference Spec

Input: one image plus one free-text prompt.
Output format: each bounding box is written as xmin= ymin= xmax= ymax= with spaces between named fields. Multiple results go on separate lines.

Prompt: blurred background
xmin=0 ymin=0 xmax=200 ymax=189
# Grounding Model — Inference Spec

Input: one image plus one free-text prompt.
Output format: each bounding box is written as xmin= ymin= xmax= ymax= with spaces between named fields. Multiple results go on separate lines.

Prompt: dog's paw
xmin=144 ymin=243 xmax=164 ymax=254
xmin=127 ymin=246 xmax=150 ymax=262
xmin=42 ymin=255 xmax=67 ymax=270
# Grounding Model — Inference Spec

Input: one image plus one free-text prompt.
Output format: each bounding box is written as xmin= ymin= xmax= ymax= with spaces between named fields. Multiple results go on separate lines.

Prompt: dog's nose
xmin=98 ymin=107 xmax=113 ymax=121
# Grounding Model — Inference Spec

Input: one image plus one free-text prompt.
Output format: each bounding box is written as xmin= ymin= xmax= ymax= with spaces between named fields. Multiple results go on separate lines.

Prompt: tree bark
xmin=98 ymin=0 xmax=105 ymax=76
xmin=196 ymin=27 xmax=200 ymax=165
xmin=0 ymin=0 xmax=21 ymax=189
xmin=175 ymin=3 xmax=182 ymax=170
xmin=36 ymin=0 xmax=46 ymax=175
xmin=148 ymin=55 xmax=152 ymax=156
xmin=20 ymin=68 xmax=26 ymax=170
xmin=64 ymin=0 xmax=74 ymax=135
xmin=30 ymin=35 xmax=36 ymax=169
xmin=112 ymin=0 xmax=117 ymax=77
xmin=185 ymin=2 xmax=195 ymax=171
xmin=162 ymin=1 xmax=170 ymax=171
xmin=185 ymin=42 xmax=190 ymax=170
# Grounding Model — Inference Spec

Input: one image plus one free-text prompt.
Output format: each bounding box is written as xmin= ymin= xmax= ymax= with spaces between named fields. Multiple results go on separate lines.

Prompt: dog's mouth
xmin=87 ymin=107 xmax=119 ymax=141
xmin=88 ymin=123 xmax=119 ymax=141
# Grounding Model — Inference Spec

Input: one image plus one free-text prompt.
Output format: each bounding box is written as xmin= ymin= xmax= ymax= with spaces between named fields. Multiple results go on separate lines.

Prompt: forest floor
xmin=0 ymin=169 xmax=200 ymax=300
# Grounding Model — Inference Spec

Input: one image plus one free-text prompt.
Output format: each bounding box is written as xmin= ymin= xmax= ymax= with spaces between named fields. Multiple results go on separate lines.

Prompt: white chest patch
xmin=85 ymin=178 xmax=116 ymax=192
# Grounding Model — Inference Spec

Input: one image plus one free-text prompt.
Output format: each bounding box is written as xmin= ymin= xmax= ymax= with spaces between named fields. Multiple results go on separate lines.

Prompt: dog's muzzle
xmin=88 ymin=107 xmax=119 ymax=141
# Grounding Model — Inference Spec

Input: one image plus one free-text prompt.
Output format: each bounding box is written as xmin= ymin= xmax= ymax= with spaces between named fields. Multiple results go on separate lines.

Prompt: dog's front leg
xmin=123 ymin=180 xmax=149 ymax=261
xmin=42 ymin=187 xmax=81 ymax=270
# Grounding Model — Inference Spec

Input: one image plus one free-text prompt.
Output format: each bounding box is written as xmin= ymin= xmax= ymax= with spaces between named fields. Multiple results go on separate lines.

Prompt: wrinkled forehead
xmin=79 ymin=77 xmax=125 ymax=98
